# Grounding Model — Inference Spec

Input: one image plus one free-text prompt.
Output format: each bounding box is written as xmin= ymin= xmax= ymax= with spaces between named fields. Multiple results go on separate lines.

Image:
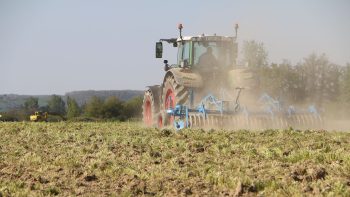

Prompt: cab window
xmin=177 ymin=44 xmax=183 ymax=65
xmin=177 ymin=42 xmax=191 ymax=65
xmin=193 ymin=41 xmax=233 ymax=67
xmin=183 ymin=42 xmax=191 ymax=64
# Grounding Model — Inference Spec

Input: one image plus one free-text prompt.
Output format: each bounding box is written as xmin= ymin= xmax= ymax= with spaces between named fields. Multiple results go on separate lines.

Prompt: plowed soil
xmin=0 ymin=122 xmax=349 ymax=196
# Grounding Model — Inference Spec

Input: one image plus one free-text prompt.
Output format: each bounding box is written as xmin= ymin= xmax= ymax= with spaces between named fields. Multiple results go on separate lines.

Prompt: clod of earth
xmin=150 ymin=151 xmax=162 ymax=158
xmin=303 ymin=185 xmax=313 ymax=193
xmin=309 ymin=167 xmax=327 ymax=180
xmin=160 ymin=129 xmax=172 ymax=137
xmin=184 ymin=187 xmax=192 ymax=195
xmin=38 ymin=176 xmax=49 ymax=184
xmin=290 ymin=166 xmax=327 ymax=182
xmin=84 ymin=175 xmax=98 ymax=182
xmin=234 ymin=181 xmax=243 ymax=197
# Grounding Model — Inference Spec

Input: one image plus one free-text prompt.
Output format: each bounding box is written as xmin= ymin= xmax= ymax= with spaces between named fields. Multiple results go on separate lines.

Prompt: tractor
xmin=143 ymin=24 xmax=322 ymax=130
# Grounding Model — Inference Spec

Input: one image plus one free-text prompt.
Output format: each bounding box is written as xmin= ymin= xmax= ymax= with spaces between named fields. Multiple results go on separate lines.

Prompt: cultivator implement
xmin=166 ymin=91 xmax=323 ymax=130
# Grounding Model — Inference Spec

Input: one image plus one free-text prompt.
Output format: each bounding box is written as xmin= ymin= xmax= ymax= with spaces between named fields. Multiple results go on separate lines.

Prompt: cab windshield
xmin=193 ymin=41 xmax=233 ymax=68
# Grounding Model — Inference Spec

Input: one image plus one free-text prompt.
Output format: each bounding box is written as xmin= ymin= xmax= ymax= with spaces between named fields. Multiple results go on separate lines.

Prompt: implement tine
xmin=231 ymin=116 xmax=236 ymax=129
xmin=263 ymin=116 xmax=269 ymax=129
xmin=311 ymin=115 xmax=317 ymax=127
xmin=193 ymin=115 xmax=197 ymax=127
xmin=281 ymin=117 xmax=287 ymax=129
xmin=233 ymin=116 xmax=238 ymax=129
xmin=304 ymin=114 xmax=311 ymax=129
xmin=189 ymin=115 xmax=194 ymax=128
xmin=296 ymin=114 xmax=302 ymax=128
xmin=212 ymin=116 xmax=215 ymax=127
xmin=290 ymin=116 xmax=296 ymax=127
xmin=197 ymin=114 xmax=202 ymax=127
xmin=201 ymin=115 xmax=206 ymax=127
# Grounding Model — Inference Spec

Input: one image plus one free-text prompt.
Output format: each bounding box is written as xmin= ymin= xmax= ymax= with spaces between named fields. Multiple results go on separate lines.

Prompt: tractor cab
xmin=176 ymin=36 xmax=237 ymax=72
xmin=156 ymin=24 xmax=239 ymax=73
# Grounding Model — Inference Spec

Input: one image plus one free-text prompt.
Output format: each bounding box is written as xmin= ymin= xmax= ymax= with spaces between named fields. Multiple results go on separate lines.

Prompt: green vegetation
xmin=82 ymin=96 xmax=142 ymax=121
xmin=66 ymin=97 xmax=80 ymax=119
xmin=0 ymin=90 xmax=143 ymax=113
xmin=0 ymin=122 xmax=349 ymax=196
xmin=0 ymin=95 xmax=143 ymax=122
xmin=23 ymin=97 xmax=39 ymax=111
xmin=48 ymin=95 xmax=66 ymax=116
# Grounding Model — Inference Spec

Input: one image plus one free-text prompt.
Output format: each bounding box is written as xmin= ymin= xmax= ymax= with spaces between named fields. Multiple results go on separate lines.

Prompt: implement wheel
xmin=162 ymin=74 xmax=188 ymax=126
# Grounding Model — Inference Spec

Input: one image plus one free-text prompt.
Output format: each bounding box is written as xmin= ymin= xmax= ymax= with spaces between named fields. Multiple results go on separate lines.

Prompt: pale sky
xmin=1 ymin=0 xmax=349 ymax=95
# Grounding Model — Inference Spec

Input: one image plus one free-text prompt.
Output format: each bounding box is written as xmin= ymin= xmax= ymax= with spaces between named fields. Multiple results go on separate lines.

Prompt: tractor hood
xmin=166 ymin=68 xmax=203 ymax=88
xmin=166 ymin=67 xmax=254 ymax=90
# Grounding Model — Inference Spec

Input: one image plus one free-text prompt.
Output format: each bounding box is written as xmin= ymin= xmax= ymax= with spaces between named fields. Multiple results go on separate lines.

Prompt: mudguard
xmin=164 ymin=68 xmax=203 ymax=88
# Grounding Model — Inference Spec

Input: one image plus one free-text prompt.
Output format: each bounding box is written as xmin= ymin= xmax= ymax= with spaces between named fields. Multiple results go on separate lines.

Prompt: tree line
xmin=242 ymin=40 xmax=350 ymax=118
xmin=1 ymin=95 xmax=142 ymax=121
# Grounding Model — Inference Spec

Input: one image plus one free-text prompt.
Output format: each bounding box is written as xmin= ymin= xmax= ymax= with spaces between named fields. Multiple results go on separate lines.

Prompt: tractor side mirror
xmin=155 ymin=42 xmax=163 ymax=58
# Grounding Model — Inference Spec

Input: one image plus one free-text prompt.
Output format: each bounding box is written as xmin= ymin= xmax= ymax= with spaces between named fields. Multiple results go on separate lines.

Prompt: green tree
xmin=242 ymin=40 xmax=268 ymax=68
xmin=241 ymin=40 xmax=269 ymax=94
xmin=84 ymin=96 xmax=103 ymax=118
xmin=48 ymin=95 xmax=66 ymax=116
xmin=66 ymin=97 xmax=80 ymax=119
xmin=300 ymin=53 xmax=341 ymax=106
xmin=38 ymin=105 xmax=49 ymax=112
xmin=259 ymin=61 xmax=303 ymax=102
xmin=24 ymin=97 xmax=39 ymax=111
xmin=101 ymin=96 xmax=124 ymax=119
xmin=123 ymin=96 xmax=143 ymax=119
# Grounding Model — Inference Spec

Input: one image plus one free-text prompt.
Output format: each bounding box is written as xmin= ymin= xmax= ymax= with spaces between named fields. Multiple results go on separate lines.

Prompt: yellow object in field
xmin=30 ymin=111 xmax=48 ymax=122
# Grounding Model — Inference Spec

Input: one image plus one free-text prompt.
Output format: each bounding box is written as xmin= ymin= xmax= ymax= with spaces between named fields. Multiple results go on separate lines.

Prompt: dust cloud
xmin=188 ymin=66 xmax=350 ymax=131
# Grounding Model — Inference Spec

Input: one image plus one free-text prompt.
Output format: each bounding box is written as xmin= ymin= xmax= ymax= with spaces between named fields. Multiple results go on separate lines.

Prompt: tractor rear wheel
xmin=142 ymin=88 xmax=160 ymax=127
xmin=162 ymin=75 xmax=189 ymax=126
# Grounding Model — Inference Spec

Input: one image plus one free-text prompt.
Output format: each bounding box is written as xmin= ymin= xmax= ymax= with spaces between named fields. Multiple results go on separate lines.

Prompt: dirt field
xmin=0 ymin=122 xmax=349 ymax=196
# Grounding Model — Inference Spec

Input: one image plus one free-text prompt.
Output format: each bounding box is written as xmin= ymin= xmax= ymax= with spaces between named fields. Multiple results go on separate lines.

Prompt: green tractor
xmin=143 ymin=24 xmax=322 ymax=130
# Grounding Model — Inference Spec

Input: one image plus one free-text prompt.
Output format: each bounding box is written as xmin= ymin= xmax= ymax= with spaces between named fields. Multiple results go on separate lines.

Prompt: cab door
xmin=177 ymin=41 xmax=192 ymax=67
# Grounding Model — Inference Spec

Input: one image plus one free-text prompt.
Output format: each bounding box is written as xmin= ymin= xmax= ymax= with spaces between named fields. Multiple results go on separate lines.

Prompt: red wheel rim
xmin=144 ymin=100 xmax=152 ymax=126
xmin=165 ymin=88 xmax=175 ymax=124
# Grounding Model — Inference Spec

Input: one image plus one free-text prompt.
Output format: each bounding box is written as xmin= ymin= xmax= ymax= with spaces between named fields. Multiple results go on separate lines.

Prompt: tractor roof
xmin=177 ymin=35 xmax=235 ymax=42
